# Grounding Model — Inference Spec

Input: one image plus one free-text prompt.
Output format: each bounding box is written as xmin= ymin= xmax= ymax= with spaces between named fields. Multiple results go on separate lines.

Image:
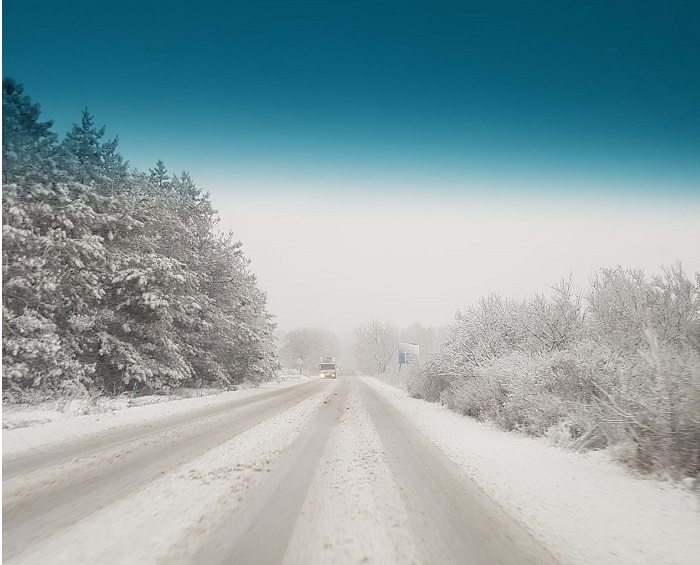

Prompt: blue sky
xmin=4 ymin=1 xmax=700 ymax=333
xmin=4 ymin=0 xmax=700 ymax=198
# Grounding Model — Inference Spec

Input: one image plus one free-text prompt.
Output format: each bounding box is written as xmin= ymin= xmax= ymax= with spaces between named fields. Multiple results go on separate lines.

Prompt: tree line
xmin=326 ymin=269 xmax=699 ymax=479
xmin=278 ymin=321 xmax=440 ymax=377
xmin=2 ymin=78 xmax=278 ymax=400
xmin=412 ymin=268 xmax=700 ymax=478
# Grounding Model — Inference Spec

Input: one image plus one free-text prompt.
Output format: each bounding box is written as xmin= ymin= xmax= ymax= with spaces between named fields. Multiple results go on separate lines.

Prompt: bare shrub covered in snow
xmin=279 ymin=328 xmax=340 ymax=374
xmin=421 ymin=266 xmax=700 ymax=478
xmin=406 ymin=359 xmax=444 ymax=401
xmin=353 ymin=322 xmax=444 ymax=390
xmin=444 ymin=352 xmax=565 ymax=435
xmin=591 ymin=332 xmax=700 ymax=476
xmin=412 ymin=292 xmax=529 ymax=402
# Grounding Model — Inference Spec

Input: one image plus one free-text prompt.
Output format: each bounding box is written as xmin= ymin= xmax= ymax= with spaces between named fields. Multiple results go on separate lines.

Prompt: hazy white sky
xmin=210 ymin=185 xmax=700 ymax=335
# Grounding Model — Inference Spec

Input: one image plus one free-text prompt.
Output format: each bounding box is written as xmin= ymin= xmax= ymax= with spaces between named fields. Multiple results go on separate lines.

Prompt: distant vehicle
xmin=319 ymin=356 xmax=337 ymax=379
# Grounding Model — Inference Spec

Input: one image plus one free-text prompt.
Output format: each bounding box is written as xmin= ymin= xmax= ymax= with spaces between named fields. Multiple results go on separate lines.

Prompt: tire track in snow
xmin=6 ymin=384 xmax=334 ymax=565
xmin=174 ymin=378 xmax=350 ymax=565
xmin=3 ymin=380 xmax=319 ymax=478
xmin=3 ymin=380 xmax=324 ymax=562
xmin=359 ymin=379 xmax=560 ymax=565
xmin=282 ymin=378 xmax=423 ymax=565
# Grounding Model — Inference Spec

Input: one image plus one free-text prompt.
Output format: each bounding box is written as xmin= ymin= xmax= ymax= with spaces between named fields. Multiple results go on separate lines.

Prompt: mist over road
xmin=3 ymin=376 xmax=556 ymax=565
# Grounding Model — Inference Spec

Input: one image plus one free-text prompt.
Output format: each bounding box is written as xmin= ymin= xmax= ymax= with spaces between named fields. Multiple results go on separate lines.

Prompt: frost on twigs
xmin=412 ymin=270 xmax=700 ymax=479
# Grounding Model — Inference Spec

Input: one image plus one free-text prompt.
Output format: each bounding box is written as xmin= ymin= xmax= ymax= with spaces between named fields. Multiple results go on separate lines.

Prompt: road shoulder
xmin=361 ymin=376 xmax=700 ymax=565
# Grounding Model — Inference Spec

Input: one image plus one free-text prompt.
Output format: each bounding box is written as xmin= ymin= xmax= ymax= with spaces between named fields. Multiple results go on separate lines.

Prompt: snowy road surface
xmin=3 ymin=376 xmax=698 ymax=565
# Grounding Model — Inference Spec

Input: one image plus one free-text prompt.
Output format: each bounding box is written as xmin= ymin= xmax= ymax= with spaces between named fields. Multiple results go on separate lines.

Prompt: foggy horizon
xmin=217 ymin=191 xmax=700 ymax=336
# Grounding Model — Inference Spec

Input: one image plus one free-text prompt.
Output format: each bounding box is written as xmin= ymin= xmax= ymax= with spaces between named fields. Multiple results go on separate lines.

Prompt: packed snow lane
xmin=169 ymin=376 xmax=557 ymax=565
xmin=2 ymin=379 xmax=324 ymax=562
xmin=358 ymin=379 xmax=559 ymax=565
xmin=361 ymin=377 xmax=700 ymax=565
xmin=3 ymin=375 xmax=563 ymax=565
xmin=3 ymin=377 xmax=317 ymax=472
xmin=12 ymin=374 xmax=692 ymax=564
xmin=176 ymin=378 xmax=352 ymax=565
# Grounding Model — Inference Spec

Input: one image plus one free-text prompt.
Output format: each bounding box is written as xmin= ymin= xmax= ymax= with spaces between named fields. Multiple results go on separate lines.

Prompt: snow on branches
xmin=2 ymin=79 xmax=278 ymax=400
xmin=419 ymin=268 xmax=700 ymax=478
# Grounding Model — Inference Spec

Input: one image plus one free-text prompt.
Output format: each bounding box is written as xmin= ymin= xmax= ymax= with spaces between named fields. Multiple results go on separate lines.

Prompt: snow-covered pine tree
xmin=3 ymin=80 xmax=278 ymax=399
xmin=2 ymin=78 xmax=59 ymax=185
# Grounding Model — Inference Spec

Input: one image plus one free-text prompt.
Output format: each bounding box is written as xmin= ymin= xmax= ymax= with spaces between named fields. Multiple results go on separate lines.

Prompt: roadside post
xmin=398 ymin=342 xmax=420 ymax=388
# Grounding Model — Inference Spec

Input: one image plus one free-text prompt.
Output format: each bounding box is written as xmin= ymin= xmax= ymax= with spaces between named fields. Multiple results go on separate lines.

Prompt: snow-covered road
xmin=3 ymin=376 xmax=698 ymax=565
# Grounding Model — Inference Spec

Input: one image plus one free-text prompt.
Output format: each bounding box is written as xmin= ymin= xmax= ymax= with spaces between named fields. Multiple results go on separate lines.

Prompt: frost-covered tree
xmin=586 ymin=267 xmax=651 ymax=352
xmin=647 ymin=265 xmax=700 ymax=353
xmin=414 ymin=266 xmax=700 ymax=478
xmin=2 ymin=180 xmax=110 ymax=394
xmin=3 ymin=80 xmax=278 ymax=399
xmin=2 ymin=78 xmax=58 ymax=184
xmin=353 ymin=319 xmax=398 ymax=374
xmin=429 ymin=293 xmax=526 ymax=381
xmin=280 ymin=328 xmax=339 ymax=374
xmin=148 ymin=160 xmax=169 ymax=188
xmin=525 ymin=275 xmax=583 ymax=352
xmin=59 ymin=108 xmax=129 ymax=190
xmin=100 ymin=135 xmax=130 ymax=192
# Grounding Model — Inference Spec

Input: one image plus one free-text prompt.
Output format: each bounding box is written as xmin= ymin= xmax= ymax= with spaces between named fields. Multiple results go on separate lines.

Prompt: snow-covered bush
xmin=406 ymin=360 xmax=447 ymax=401
xmin=592 ymin=332 xmax=700 ymax=476
xmin=443 ymin=352 xmax=566 ymax=435
xmin=423 ymin=266 xmax=700 ymax=478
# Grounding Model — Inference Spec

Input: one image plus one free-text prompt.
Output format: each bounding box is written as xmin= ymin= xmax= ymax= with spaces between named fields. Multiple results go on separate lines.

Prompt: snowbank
xmin=362 ymin=377 xmax=700 ymax=565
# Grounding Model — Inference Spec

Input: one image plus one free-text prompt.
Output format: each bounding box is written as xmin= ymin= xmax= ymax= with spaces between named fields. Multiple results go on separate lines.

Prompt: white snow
xmin=1 ymin=373 xmax=312 ymax=458
xmin=283 ymin=384 xmax=423 ymax=565
xmin=361 ymin=377 xmax=700 ymax=565
xmin=9 ymin=385 xmax=329 ymax=565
